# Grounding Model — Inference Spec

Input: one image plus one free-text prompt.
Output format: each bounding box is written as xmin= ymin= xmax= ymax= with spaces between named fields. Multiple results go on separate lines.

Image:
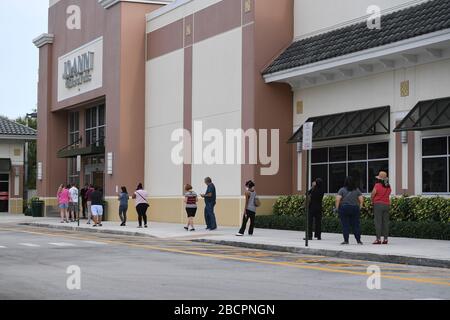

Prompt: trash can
xmin=31 ymin=200 xmax=45 ymax=218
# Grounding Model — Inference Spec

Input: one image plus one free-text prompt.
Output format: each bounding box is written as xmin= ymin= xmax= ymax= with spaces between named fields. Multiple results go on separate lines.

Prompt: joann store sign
xmin=57 ymin=37 xmax=103 ymax=102
xmin=62 ymin=52 xmax=95 ymax=89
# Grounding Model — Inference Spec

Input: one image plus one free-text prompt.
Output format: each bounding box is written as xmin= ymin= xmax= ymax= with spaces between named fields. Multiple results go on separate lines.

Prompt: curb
xmin=192 ymin=239 xmax=450 ymax=269
xmin=21 ymin=222 xmax=450 ymax=269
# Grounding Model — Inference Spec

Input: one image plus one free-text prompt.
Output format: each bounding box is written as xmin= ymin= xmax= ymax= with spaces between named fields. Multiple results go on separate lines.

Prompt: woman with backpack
xmin=236 ymin=180 xmax=260 ymax=237
xmin=371 ymin=171 xmax=392 ymax=245
xmin=335 ymin=176 xmax=364 ymax=245
xmin=132 ymin=183 xmax=149 ymax=228
xmin=184 ymin=184 xmax=198 ymax=232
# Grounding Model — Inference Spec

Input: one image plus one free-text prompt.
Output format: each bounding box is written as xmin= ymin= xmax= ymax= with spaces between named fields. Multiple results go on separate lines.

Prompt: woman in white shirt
xmin=132 ymin=183 xmax=149 ymax=228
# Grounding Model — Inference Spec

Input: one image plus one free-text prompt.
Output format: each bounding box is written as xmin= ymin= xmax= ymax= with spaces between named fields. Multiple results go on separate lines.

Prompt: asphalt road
xmin=0 ymin=224 xmax=449 ymax=300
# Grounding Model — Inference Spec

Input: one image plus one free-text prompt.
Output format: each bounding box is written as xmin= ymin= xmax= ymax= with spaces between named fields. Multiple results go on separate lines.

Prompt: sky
xmin=0 ymin=0 xmax=48 ymax=120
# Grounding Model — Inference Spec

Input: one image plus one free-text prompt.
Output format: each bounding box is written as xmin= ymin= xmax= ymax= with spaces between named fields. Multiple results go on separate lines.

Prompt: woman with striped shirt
xmin=184 ymin=184 xmax=198 ymax=232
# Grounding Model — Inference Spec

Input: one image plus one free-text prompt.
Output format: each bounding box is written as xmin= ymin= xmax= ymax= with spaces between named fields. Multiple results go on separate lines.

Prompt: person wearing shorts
xmin=184 ymin=184 xmax=198 ymax=232
xmin=90 ymin=187 xmax=104 ymax=227
xmin=57 ymin=184 xmax=70 ymax=223
xmin=68 ymin=184 xmax=79 ymax=222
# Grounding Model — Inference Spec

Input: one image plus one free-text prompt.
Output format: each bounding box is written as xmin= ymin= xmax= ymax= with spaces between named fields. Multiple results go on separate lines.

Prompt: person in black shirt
xmin=80 ymin=184 xmax=88 ymax=219
xmin=90 ymin=187 xmax=104 ymax=227
xmin=305 ymin=178 xmax=325 ymax=240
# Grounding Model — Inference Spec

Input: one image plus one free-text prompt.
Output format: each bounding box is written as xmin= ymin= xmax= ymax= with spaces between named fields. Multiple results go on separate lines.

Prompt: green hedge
xmin=255 ymin=215 xmax=450 ymax=240
xmin=273 ymin=195 xmax=450 ymax=223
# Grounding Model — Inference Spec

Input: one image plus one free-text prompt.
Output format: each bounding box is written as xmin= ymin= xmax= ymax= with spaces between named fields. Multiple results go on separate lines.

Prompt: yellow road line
xmin=1 ymin=227 xmax=450 ymax=287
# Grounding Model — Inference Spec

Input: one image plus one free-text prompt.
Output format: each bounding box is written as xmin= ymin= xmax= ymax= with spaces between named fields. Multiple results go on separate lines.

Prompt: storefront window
xmin=422 ymin=136 xmax=449 ymax=193
xmin=310 ymin=142 xmax=389 ymax=193
xmin=69 ymin=112 xmax=79 ymax=147
xmin=68 ymin=158 xmax=79 ymax=186
xmin=85 ymin=104 xmax=106 ymax=147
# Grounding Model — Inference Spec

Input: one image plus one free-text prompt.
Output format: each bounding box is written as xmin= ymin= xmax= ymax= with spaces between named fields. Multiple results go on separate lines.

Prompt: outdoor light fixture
xmin=401 ymin=131 xmax=408 ymax=144
xmin=37 ymin=162 xmax=43 ymax=181
xmin=107 ymin=152 xmax=113 ymax=175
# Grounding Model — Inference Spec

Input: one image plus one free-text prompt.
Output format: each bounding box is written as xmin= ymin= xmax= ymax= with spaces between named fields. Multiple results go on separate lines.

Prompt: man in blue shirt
xmin=201 ymin=177 xmax=217 ymax=231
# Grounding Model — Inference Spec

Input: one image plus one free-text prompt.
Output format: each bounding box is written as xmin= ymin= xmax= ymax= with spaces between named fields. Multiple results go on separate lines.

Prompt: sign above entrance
xmin=57 ymin=37 xmax=103 ymax=102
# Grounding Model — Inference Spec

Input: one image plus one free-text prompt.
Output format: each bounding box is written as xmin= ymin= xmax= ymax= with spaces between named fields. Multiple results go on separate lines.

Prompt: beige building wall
xmin=145 ymin=0 xmax=293 ymax=226
xmin=293 ymin=58 xmax=450 ymax=195
xmin=191 ymin=28 xmax=243 ymax=196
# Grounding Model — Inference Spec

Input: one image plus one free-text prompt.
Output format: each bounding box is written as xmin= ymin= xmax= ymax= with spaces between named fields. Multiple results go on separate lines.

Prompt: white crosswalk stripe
xmin=49 ymin=242 xmax=76 ymax=247
xmin=19 ymin=243 xmax=41 ymax=247
xmin=0 ymin=246 xmax=6 ymax=248
xmin=83 ymin=241 xmax=108 ymax=245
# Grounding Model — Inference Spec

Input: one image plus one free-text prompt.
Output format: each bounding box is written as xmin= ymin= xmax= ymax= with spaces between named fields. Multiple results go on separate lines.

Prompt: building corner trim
xmin=33 ymin=33 xmax=55 ymax=48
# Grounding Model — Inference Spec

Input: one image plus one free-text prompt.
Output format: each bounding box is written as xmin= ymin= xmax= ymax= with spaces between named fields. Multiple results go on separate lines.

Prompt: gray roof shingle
xmin=0 ymin=117 xmax=37 ymax=137
xmin=263 ymin=0 xmax=450 ymax=75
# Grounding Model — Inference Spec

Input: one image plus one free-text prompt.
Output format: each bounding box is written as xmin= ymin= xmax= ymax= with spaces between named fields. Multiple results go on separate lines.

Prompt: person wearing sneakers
xmin=118 ymin=186 xmax=129 ymax=227
xmin=133 ymin=183 xmax=149 ymax=228
xmin=371 ymin=171 xmax=392 ymax=245
xmin=335 ymin=176 xmax=364 ymax=245
xmin=236 ymin=180 xmax=259 ymax=237
xmin=57 ymin=184 xmax=70 ymax=223
xmin=90 ymin=187 xmax=104 ymax=227
xmin=184 ymin=184 xmax=198 ymax=232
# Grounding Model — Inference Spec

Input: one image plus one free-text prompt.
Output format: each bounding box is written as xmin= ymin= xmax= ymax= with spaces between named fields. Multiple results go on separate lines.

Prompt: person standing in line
xmin=80 ymin=184 xmax=89 ymax=219
xmin=335 ymin=177 xmax=364 ymax=245
xmin=371 ymin=171 xmax=392 ymax=245
xmin=236 ymin=180 xmax=259 ymax=237
xmin=57 ymin=184 xmax=70 ymax=223
xmin=201 ymin=177 xmax=217 ymax=231
xmin=304 ymin=178 xmax=325 ymax=241
xmin=90 ymin=187 xmax=104 ymax=227
xmin=68 ymin=184 xmax=79 ymax=222
xmin=86 ymin=184 xmax=94 ymax=225
xmin=133 ymin=183 xmax=149 ymax=228
xmin=184 ymin=184 xmax=198 ymax=232
xmin=118 ymin=186 xmax=129 ymax=227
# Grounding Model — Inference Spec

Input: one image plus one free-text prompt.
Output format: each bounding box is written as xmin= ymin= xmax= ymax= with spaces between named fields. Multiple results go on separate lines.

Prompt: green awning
xmin=394 ymin=97 xmax=450 ymax=132
xmin=0 ymin=159 xmax=11 ymax=172
xmin=288 ymin=106 xmax=390 ymax=143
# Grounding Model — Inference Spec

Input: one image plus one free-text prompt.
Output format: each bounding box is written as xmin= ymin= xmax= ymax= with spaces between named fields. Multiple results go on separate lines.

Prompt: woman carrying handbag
xmin=133 ymin=183 xmax=149 ymax=228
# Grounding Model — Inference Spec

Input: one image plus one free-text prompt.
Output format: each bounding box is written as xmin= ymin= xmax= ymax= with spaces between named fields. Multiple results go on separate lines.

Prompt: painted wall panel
xmin=145 ymin=124 xmax=184 ymax=197
xmin=192 ymin=28 xmax=242 ymax=119
xmin=190 ymin=111 xmax=242 ymax=197
xmin=146 ymin=49 xmax=184 ymax=128
xmin=147 ymin=0 xmax=223 ymax=32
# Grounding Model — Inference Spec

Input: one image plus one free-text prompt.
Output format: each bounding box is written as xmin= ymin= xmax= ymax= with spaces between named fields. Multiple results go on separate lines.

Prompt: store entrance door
xmin=0 ymin=174 xmax=9 ymax=212
xmin=93 ymin=172 xmax=104 ymax=191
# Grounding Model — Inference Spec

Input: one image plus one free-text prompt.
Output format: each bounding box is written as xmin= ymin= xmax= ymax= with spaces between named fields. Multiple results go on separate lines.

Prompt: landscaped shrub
xmin=255 ymin=215 xmax=450 ymax=240
xmin=272 ymin=195 xmax=450 ymax=223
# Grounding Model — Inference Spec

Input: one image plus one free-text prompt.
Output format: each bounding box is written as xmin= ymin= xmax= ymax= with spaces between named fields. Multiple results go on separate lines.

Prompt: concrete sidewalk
xmin=3 ymin=214 xmax=449 ymax=268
